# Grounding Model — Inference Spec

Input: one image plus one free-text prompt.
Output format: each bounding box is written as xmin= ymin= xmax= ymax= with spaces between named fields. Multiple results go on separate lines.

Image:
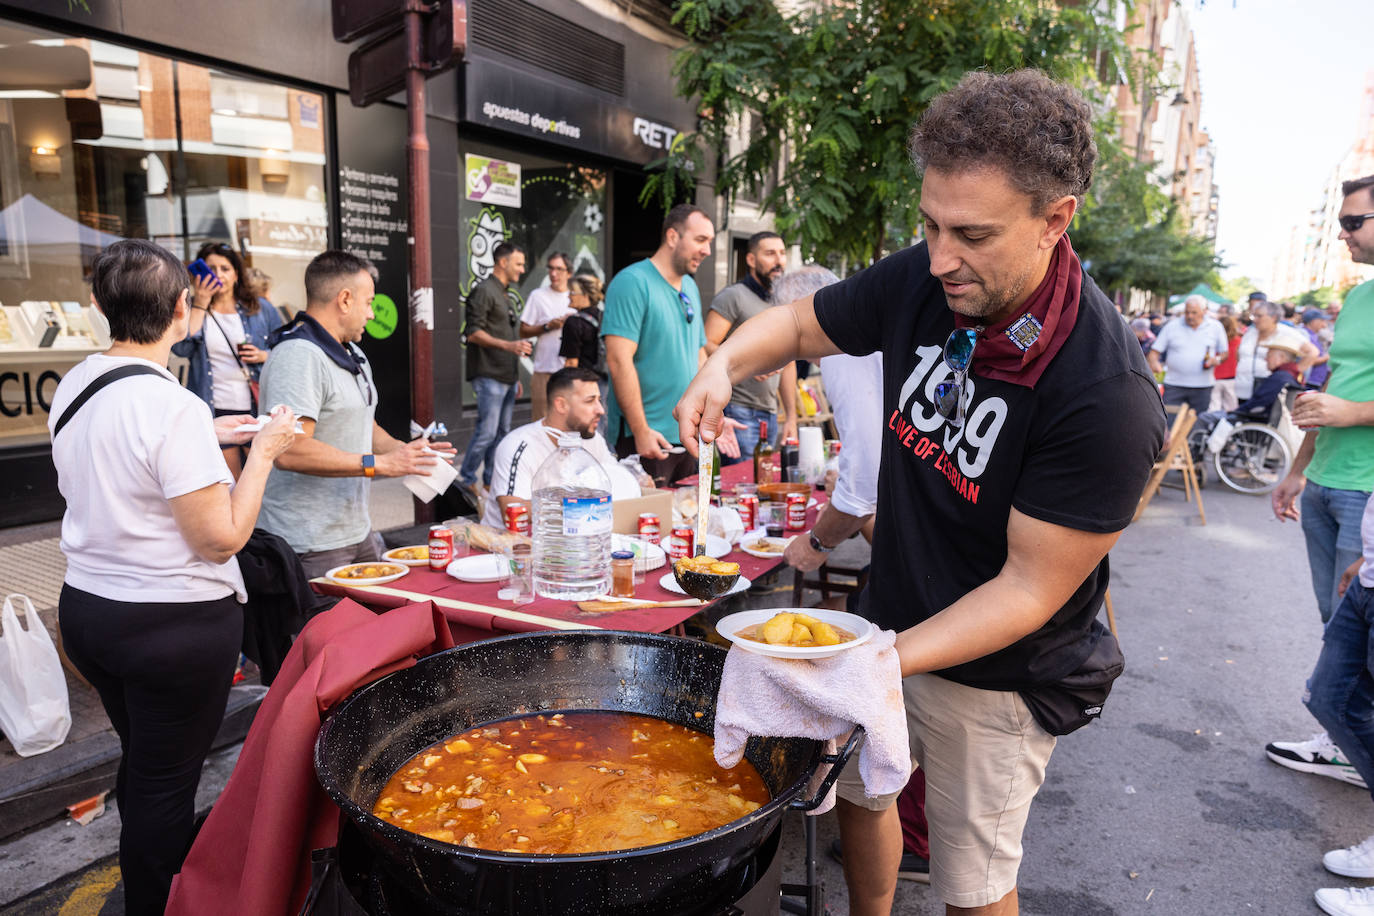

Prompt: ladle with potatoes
xmin=671 ymin=436 xmax=743 ymax=600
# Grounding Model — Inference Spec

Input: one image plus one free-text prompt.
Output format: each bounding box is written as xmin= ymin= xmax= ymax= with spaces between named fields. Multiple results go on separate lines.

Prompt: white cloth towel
xmin=713 ymin=628 xmax=910 ymax=815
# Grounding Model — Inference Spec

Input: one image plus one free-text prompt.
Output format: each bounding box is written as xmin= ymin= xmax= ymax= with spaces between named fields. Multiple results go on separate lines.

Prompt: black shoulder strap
xmin=53 ymin=365 xmax=167 ymax=439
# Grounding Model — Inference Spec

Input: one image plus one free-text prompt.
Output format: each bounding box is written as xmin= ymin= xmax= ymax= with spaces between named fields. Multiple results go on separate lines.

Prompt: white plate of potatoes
xmin=715 ymin=608 xmax=874 ymax=659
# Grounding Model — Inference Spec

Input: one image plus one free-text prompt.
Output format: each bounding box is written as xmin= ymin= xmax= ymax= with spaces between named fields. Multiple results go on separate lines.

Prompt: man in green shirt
xmin=603 ymin=204 xmax=739 ymax=484
xmin=1267 ymin=174 xmax=1374 ymax=787
xmin=459 ymin=241 xmax=531 ymax=492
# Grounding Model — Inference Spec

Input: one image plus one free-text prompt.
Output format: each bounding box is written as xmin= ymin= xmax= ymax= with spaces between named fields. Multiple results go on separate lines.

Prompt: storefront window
xmin=0 ymin=20 xmax=328 ymax=447
xmin=457 ymin=139 xmax=608 ymax=404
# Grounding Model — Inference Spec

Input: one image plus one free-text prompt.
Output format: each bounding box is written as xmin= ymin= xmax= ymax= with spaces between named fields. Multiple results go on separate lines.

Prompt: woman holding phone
xmin=172 ymin=241 xmax=284 ymax=477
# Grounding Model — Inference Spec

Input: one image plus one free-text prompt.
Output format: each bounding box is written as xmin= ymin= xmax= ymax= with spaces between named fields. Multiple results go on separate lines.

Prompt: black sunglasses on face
xmin=678 ymin=290 xmax=695 ymax=324
xmin=933 ymin=327 xmax=978 ymax=428
xmin=1339 ymin=212 xmax=1374 ymax=233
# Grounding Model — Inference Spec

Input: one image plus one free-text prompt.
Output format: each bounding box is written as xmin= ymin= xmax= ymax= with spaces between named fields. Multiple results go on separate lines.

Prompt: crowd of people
xmin=43 ymin=58 xmax=1374 ymax=916
xmin=1135 ymin=290 xmax=1334 ymax=415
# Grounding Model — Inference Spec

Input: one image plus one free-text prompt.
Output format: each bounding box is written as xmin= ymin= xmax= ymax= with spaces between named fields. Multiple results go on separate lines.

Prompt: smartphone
xmin=187 ymin=258 xmax=222 ymax=289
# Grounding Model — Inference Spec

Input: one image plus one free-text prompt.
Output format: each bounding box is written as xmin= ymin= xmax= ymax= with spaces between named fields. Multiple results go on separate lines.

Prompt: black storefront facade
xmin=0 ymin=0 xmax=706 ymax=526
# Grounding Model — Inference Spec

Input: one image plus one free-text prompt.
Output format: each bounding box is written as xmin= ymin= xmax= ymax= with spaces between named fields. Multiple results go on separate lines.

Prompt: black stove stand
xmin=300 ymin=817 xmax=826 ymax=916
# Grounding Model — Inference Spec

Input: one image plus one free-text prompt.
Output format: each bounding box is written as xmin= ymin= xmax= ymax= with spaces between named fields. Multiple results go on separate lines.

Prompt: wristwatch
xmin=808 ymin=532 xmax=833 ymax=554
xmin=361 ymin=454 xmax=376 ymax=478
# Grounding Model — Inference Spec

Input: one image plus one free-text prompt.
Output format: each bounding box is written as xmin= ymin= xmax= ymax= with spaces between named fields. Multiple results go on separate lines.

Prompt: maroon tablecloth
xmin=311 ymin=464 xmax=828 ymax=640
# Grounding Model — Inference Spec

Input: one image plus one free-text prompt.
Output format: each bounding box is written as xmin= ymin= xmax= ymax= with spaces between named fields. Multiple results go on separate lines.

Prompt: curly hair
xmin=909 ymin=69 xmax=1097 ymax=211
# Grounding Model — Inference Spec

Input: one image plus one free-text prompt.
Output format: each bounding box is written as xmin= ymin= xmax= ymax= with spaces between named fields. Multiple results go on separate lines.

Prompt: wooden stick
xmin=577 ymin=598 xmax=704 ymax=613
xmin=339 ymin=583 xmax=601 ymax=631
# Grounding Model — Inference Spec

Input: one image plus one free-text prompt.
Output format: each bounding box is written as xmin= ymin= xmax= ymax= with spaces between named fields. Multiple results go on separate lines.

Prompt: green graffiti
xmin=464 ymin=206 xmax=510 ymax=297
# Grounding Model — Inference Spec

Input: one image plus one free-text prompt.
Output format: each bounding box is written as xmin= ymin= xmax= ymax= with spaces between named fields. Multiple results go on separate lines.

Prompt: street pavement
xmin=2 ymin=476 xmax=1367 ymax=914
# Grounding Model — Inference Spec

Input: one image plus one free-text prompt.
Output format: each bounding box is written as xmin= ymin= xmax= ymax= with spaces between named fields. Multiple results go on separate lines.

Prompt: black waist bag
xmin=1019 ymin=622 xmax=1125 ymax=736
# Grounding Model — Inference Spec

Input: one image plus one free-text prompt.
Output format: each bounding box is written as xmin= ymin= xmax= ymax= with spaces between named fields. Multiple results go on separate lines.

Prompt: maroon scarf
xmin=954 ymin=233 xmax=1082 ymax=388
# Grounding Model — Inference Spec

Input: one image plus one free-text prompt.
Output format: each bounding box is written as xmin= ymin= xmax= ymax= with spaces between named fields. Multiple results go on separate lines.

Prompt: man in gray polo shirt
xmin=259 ymin=250 xmax=454 ymax=579
xmin=705 ymin=231 xmax=798 ymax=463
xmin=1147 ymin=294 xmax=1229 ymax=415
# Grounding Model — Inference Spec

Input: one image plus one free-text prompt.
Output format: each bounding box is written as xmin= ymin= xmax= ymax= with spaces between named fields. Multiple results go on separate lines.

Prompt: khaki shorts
xmin=834 ymin=672 xmax=1056 ymax=908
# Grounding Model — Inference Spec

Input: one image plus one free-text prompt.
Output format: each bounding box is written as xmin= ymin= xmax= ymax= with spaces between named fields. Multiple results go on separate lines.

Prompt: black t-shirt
xmin=559 ymin=309 xmax=604 ymax=378
xmin=814 ymin=242 xmax=1166 ymax=691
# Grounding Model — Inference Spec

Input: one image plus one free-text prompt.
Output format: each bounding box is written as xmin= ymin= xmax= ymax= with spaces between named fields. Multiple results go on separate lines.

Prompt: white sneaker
xmin=1316 ymin=886 xmax=1374 ymax=915
xmin=1265 ymin=732 xmax=1368 ymax=788
xmin=1325 ymin=835 xmax=1374 ymax=878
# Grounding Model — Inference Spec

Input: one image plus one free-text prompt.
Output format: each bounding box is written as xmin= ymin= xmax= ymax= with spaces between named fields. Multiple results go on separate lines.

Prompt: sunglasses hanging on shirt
xmin=933 ymin=327 xmax=979 ymax=428
xmin=678 ymin=290 xmax=695 ymax=324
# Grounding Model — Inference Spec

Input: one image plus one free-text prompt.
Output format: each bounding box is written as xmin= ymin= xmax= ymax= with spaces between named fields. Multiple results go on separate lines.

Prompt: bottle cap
xmin=611 ymin=550 xmax=634 ymax=560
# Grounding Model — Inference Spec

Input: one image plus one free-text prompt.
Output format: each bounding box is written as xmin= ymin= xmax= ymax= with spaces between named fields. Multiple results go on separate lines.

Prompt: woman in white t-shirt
xmin=171 ymin=241 xmax=284 ymax=478
xmin=50 ymin=240 xmax=296 ymax=916
xmin=518 ymin=251 xmax=575 ymax=420
xmin=1235 ymin=300 xmax=1318 ymax=399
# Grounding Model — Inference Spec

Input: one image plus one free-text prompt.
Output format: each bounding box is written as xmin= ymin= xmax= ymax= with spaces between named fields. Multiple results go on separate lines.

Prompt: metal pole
xmin=405 ymin=0 xmax=436 ymax=525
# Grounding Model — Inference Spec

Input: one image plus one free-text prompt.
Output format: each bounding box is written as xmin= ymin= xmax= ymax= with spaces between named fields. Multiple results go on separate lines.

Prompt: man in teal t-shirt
xmin=1267 ymin=173 xmax=1374 ymax=788
xmin=602 ymin=204 xmax=714 ymax=484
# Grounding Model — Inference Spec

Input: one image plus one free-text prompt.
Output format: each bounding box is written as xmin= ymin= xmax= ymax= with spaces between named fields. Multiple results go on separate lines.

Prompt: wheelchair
xmin=1187 ymin=386 xmax=1304 ymax=495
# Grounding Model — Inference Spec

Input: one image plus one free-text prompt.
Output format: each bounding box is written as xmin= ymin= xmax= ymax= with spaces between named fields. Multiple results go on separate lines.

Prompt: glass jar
xmin=610 ymin=550 xmax=636 ymax=599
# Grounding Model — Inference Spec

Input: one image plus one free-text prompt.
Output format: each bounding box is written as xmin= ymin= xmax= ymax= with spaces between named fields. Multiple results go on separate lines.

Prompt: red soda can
xmin=736 ymin=494 xmax=758 ymax=531
xmin=504 ymin=502 xmax=531 ymax=537
xmin=667 ymin=526 xmax=695 ymax=560
xmin=637 ymin=512 xmax=661 ymax=545
xmin=785 ymin=492 xmax=807 ymax=531
xmin=427 ymin=525 xmax=454 ymax=571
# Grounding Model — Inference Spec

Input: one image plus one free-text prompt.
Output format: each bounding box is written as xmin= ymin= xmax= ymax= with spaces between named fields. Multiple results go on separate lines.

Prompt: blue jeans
xmin=723 ymin=403 xmax=776 ymax=467
xmin=459 ymin=376 xmax=516 ymax=487
xmin=1301 ymin=483 xmax=1371 ymax=624
xmin=1306 ymin=579 xmax=1374 ymax=798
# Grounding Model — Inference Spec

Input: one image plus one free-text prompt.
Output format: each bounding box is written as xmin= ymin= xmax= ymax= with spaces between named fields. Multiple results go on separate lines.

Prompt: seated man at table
xmin=481 ymin=367 xmax=640 ymax=528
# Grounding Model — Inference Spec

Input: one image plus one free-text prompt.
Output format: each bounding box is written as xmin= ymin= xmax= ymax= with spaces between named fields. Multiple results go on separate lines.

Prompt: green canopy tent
xmin=1168 ymin=282 xmax=1231 ymax=307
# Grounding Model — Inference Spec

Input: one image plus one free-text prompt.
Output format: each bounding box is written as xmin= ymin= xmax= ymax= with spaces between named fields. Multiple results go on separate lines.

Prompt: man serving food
xmin=676 ymin=70 xmax=1165 ymax=916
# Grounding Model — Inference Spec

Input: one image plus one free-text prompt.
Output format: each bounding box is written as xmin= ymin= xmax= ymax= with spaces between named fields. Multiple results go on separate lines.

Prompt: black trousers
xmin=1161 ymin=383 xmax=1213 ymax=416
xmin=58 ymin=585 xmax=241 ymax=916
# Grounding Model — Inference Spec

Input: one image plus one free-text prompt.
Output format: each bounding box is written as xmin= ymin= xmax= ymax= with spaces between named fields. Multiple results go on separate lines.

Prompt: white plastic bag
xmin=0 ymin=594 xmax=71 ymax=757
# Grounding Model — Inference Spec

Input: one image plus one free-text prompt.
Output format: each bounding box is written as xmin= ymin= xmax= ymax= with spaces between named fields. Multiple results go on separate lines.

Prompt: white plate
xmin=715 ymin=608 xmax=874 ymax=659
xmin=739 ymin=536 xmax=791 ymax=559
xmin=658 ymin=571 xmax=751 ymax=597
xmin=610 ymin=534 xmax=667 ymax=573
xmin=382 ymin=545 xmax=431 ymax=567
xmin=447 ymin=553 xmax=509 ymax=583
xmin=704 ymin=534 xmax=731 ymax=558
xmin=237 ymin=417 xmax=306 ymax=434
xmin=325 ymin=562 xmax=410 ymax=588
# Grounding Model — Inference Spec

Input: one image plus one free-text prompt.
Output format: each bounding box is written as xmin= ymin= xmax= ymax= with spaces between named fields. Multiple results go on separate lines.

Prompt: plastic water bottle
xmin=532 ymin=433 xmax=613 ymax=600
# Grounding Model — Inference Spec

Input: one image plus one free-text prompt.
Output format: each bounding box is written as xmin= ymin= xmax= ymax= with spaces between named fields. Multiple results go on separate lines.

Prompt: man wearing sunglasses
xmin=677 ymin=70 xmax=1166 ymax=916
xmin=1266 ymin=175 xmax=1374 ymax=805
xmin=260 ymin=251 xmax=455 ymax=580
xmin=603 ymin=203 xmax=741 ymax=484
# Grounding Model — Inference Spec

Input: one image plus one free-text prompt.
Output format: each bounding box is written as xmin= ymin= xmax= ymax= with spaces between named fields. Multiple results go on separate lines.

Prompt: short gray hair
xmin=1250 ymin=300 xmax=1283 ymax=320
xmin=771 ymin=265 xmax=841 ymax=305
xmin=1184 ymin=294 xmax=1208 ymax=310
